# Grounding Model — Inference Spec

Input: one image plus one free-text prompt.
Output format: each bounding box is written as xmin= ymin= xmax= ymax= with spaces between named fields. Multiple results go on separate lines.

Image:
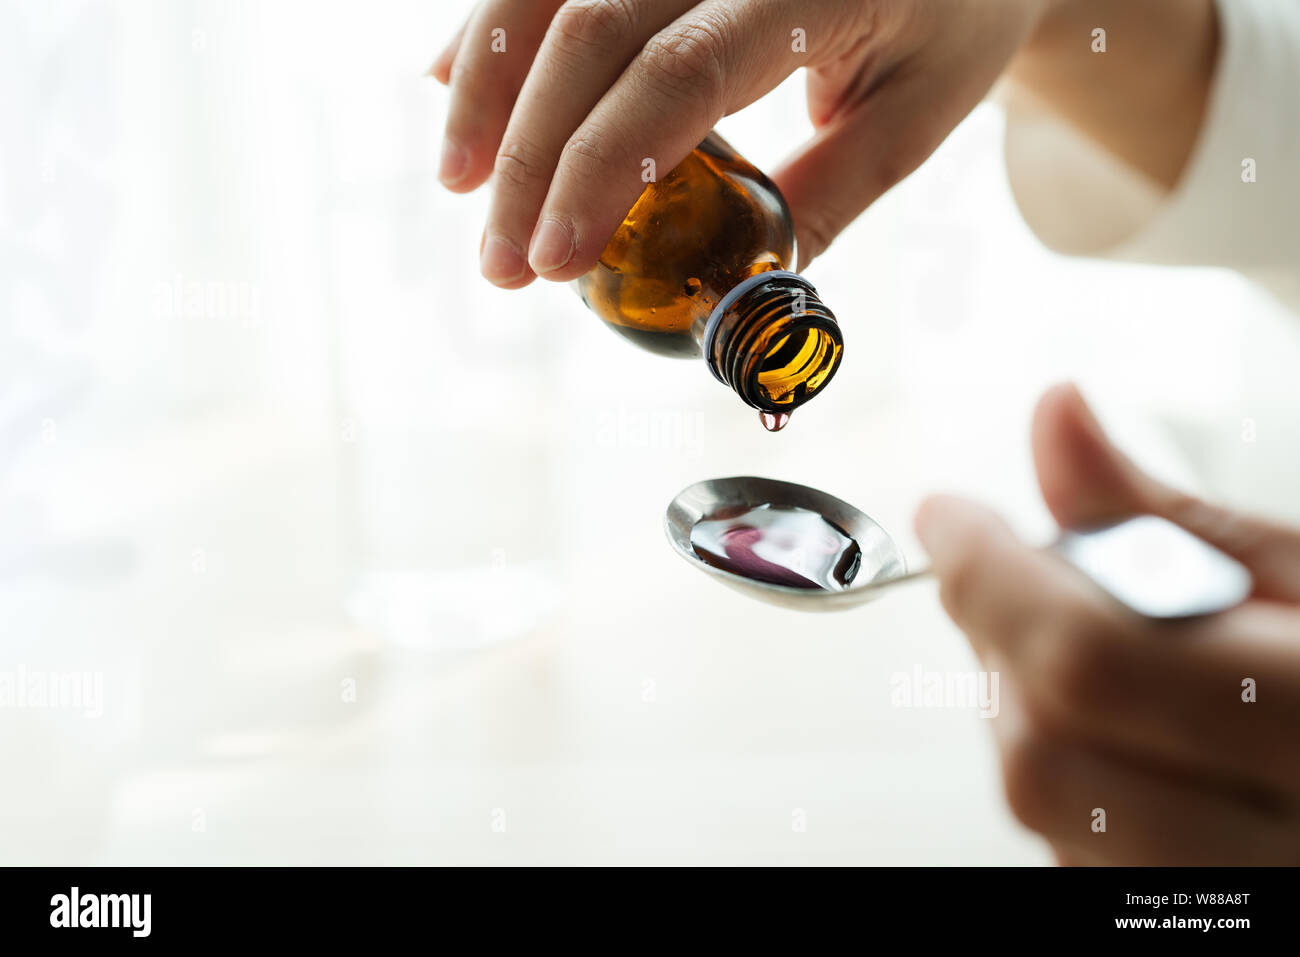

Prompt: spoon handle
xmin=888 ymin=517 xmax=1252 ymax=619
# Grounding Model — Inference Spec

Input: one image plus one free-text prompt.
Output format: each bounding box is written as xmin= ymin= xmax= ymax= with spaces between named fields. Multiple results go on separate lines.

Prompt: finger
xmin=803 ymin=38 xmax=873 ymax=129
xmin=429 ymin=18 xmax=468 ymax=84
xmin=915 ymin=494 xmax=1300 ymax=795
xmin=484 ymin=0 xmax=696 ymax=286
xmin=1031 ymin=382 xmax=1149 ymax=527
xmin=440 ymin=0 xmax=562 ymax=195
xmin=1014 ymin=600 xmax=1300 ymax=808
xmin=1033 ymin=382 xmax=1300 ymax=601
xmin=1051 ymin=847 xmax=1092 ymax=866
xmin=997 ymin=729 xmax=1292 ymax=865
xmin=1151 ymin=601 xmax=1300 ymax=794
xmin=773 ymin=60 xmax=974 ymax=269
xmin=770 ymin=106 xmax=911 ymax=269
xmin=774 ymin=20 xmax=1023 ymax=268
xmin=914 ymin=494 xmax=1106 ymax=656
xmin=527 ymin=0 xmax=865 ymax=282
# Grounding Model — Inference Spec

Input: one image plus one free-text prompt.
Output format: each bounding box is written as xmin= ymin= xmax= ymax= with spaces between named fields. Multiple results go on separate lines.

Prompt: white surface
xmin=4 ymin=0 xmax=1300 ymax=865
xmin=7 ymin=405 xmax=1058 ymax=866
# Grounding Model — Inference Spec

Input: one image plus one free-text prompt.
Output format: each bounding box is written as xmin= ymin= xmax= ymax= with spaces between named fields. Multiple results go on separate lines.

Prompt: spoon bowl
xmin=664 ymin=476 xmax=920 ymax=611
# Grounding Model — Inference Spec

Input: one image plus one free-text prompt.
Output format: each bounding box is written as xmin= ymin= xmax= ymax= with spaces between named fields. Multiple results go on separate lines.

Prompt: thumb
xmin=772 ymin=11 xmax=1029 ymax=269
xmin=1033 ymin=383 xmax=1300 ymax=602
xmin=771 ymin=68 xmax=960 ymax=269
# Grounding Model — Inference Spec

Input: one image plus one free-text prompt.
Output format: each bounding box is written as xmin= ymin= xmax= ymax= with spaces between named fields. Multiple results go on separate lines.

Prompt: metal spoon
xmin=665 ymin=476 xmax=1253 ymax=617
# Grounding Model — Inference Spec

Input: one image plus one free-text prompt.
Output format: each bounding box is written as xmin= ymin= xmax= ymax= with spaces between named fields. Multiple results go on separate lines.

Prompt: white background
xmin=3 ymin=0 xmax=1298 ymax=864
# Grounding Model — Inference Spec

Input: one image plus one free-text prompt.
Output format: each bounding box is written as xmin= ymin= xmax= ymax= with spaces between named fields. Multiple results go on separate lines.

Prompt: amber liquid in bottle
xmin=574 ymin=132 xmax=843 ymax=431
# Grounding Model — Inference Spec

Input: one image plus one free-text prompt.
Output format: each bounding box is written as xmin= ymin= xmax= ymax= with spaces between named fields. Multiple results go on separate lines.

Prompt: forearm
xmin=1007 ymin=0 xmax=1220 ymax=189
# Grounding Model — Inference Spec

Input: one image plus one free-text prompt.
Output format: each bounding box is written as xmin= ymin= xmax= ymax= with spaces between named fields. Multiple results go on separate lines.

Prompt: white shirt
xmin=1001 ymin=0 xmax=1300 ymax=314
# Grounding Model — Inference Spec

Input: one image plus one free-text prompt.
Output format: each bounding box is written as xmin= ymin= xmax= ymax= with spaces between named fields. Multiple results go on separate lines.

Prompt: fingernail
xmin=480 ymin=235 xmax=526 ymax=284
xmin=528 ymin=218 xmax=574 ymax=274
xmin=438 ymin=140 xmax=468 ymax=186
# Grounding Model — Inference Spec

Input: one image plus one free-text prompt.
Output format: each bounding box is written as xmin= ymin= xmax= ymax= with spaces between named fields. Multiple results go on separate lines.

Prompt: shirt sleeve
xmin=1000 ymin=0 xmax=1300 ymax=288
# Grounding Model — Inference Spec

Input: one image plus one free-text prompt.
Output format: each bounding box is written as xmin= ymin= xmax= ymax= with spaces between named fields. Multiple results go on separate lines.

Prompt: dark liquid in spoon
xmin=690 ymin=503 xmax=862 ymax=591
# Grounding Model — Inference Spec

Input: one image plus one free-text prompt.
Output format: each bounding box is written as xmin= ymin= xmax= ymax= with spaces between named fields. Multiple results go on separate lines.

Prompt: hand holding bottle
xmin=430 ymin=0 xmax=1054 ymax=287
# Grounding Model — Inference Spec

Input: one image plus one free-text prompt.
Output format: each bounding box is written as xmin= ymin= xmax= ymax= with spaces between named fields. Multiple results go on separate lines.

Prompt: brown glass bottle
xmin=575 ymin=131 xmax=843 ymax=429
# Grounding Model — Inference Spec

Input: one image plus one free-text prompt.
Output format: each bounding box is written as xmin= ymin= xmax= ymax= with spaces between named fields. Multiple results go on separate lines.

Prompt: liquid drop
xmin=690 ymin=503 xmax=862 ymax=591
xmin=759 ymin=411 xmax=791 ymax=432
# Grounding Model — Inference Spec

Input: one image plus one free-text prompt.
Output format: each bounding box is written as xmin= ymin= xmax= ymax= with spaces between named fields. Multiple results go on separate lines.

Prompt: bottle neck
xmin=700 ymin=270 xmax=843 ymax=413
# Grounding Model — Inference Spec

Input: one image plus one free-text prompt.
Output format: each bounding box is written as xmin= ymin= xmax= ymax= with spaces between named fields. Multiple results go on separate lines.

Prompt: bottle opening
xmin=755 ymin=326 xmax=841 ymax=406
xmin=703 ymin=270 xmax=843 ymax=415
